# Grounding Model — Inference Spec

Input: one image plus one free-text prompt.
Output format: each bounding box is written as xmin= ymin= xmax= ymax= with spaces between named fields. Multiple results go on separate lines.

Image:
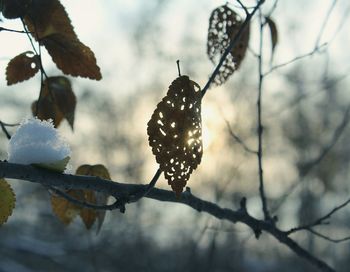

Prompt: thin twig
xmin=224 ymin=119 xmax=257 ymax=154
xmin=286 ymin=198 xmax=350 ymax=234
xmin=307 ymin=228 xmax=350 ymax=243
xmin=0 ymin=121 xmax=11 ymax=139
xmin=257 ymin=7 xmax=270 ymax=221
xmin=314 ymin=0 xmax=337 ymax=47
xmin=49 ymin=186 xmax=122 ymax=211
xmin=0 ymin=26 xmax=30 ymax=34
xmin=264 ymin=43 xmax=328 ymax=76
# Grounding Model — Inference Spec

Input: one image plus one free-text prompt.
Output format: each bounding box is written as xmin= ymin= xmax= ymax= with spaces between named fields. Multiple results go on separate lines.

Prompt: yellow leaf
xmin=6 ymin=51 xmax=40 ymax=85
xmin=76 ymin=164 xmax=111 ymax=231
xmin=0 ymin=178 xmax=16 ymax=225
xmin=147 ymin=76 xmax=203 ymax=197
xmin=51 ymin=190 xmax=83 ymax=225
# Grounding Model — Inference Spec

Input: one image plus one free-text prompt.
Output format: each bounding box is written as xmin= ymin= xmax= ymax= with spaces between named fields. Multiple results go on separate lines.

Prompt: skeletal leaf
xmin=207 ymin=5 xmax=250 ymax=85
xmin=265 ymin=17 xmax=278 ymax=58
xmin=0 ymin=179 xmax=16 ymax=225
xmin=32 ymin=76 xmax=76 ymax=129
xmin=6 ymin=51 xmax=40 ymax=85
xmin=42 ymin=34 xmax=102 ymax=80
xmin=76 ymin=164 xmax=111 ymax=232
xmin=51 ymin=189 xmax=84 ymax=225
xmin=147 ymin=76 xmax=203 ymax=197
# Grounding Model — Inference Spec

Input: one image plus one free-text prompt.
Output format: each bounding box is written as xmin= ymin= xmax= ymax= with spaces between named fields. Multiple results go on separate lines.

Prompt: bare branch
xmin=286 ymin=198 xmax=350 ymax=234
xmin=264 ymin=43 xmax=328 ymax=76
xmin=315 ymin=0 xmax=338 ymax=47
xmin=256 ymin=7 xmax=270 ymax=221
xmin=0 ymin=161 xmax=335 ymax=272
xmin=224 ymin=119 xmax=257 ymax=154
xmin=308 ymin=228 xmax=350 ymax=243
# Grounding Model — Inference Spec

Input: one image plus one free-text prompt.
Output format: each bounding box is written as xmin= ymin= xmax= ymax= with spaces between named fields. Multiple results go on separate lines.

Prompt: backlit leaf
xmin=32 ymin=76 xmax=76 ymax=129
xmin=76 ymin=164 xmax=111 ymax=232
xmin=6 ymin=51 xmax=40 ymax=85
xmin=42 ymin=34 xmax=102 ymax=80
xmin=0 ymin=179 xmax=15 ymax=225
xmin=23 ymin=0 xmax=76 ymax=40
xmin=265 ymin=17 xmax=278 ymax=58
xmin=51 ymin=189 xmax=83 ymax=225
xmin=147 ymin=76 xmax=203 ymax=197
xmin=207 ymin=5 xmax=250 ymax=85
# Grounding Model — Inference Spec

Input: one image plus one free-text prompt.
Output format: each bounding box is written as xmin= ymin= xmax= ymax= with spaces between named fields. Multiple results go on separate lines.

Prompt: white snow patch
xmin=7 ymin=118 xmax=71 ymax=165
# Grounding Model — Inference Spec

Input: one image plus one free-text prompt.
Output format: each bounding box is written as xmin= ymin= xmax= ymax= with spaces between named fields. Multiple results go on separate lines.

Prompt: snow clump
xmin=7 ymin=118 xmax=71 ymax=165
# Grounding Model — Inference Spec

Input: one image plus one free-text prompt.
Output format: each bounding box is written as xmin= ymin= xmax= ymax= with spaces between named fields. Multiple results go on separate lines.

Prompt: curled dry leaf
xmin=207 ymin=5 xmax=250 ymax=85
xmin=147 ymin=76 xmax=203 ymax=197
xmin=32 ymin=76 xmax=76 ymax=129
xmin=0 ymin=179 xmax=16 ymax=225
xmin=6 ymin=51 xmax=40 ymax=85
xmin=76 ymin=164 xmax=111 ymax=232
xmin=265 ymin=17 xmax=278 ymax=58
xmin=42 ymin=34 xmax=102 ymax=80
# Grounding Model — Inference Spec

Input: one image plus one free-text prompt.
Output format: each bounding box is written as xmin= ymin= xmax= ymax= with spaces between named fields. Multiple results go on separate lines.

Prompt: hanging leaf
xmin=6 ymin=51 xmax=40 ymax=85
xmin=0 ymin=178 xmax=16 ymax=225
xmin=23 ymin=0 xmax=76 ymax=40
xmin=42 ymin=34 xmax=102 ymax=80
xmin=265 ymin=16 xmax=278 ymax=58
xmin=32 ymin=76 xmax=76 ymax=129
xmin=207 ymin=5 xmax=250 ymax=85
xmin=76 ymin=164 xmax=111 ymax=232
xmin=147 ymin=76 xmax=203 ymax=197
xmin=51 ymin=189 xmax=84 ymax=225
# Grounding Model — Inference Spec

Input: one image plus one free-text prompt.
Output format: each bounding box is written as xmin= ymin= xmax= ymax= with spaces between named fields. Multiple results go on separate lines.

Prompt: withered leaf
xmin=32 ymin=76 xmax=76 ymax=129
xmin=207 ymin=5 xmax=250 ymax=85
xmin=6 ymin=51 xmax=40 ymax=85
xmin=51 ymin=189 xmax=83 ymax=225
xmin=76 ymin=164 xmax=111 ymax=232
xmin=23 ymin=0 xmax=77 ymax=40
xmin=42 ymin=34 xmax=102 ymax=80
xmin=147 ymin=76 xmax=203 ymax=197
xmin=265 ymin=17 xmax=278 ymax=58
xmin=0 ymin=178 xmax=16 ymax=225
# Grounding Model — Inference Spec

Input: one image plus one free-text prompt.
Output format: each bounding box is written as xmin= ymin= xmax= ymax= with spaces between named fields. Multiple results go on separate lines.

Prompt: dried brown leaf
xmin=147 ymin=76 xmax=203 ymax=197
xmin=6 ymin=51 xmax=40 ymax=85
xmin=265 ymin=17 xmax=278 ymax=57
xmin=23 ymin=0 xmax=76 ymax=40
xmin=207 ymin=5 xmax=250 ymax=85
xmin=42 ymin=34 xmax=102 ymax=80
xmin=32 ymin=76 xmax=76 ymax=129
